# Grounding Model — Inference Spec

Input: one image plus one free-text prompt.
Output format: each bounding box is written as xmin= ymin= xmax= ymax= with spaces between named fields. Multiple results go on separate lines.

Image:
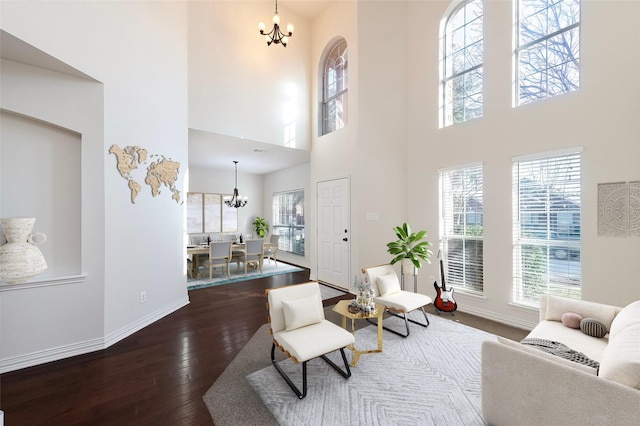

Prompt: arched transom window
xmin=321 ymin=39 xmax=348 ymax=136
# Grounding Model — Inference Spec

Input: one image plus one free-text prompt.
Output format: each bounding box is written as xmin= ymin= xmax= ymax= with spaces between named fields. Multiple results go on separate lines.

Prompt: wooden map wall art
xmin=598 ymin=181 xmax=640 ymax=237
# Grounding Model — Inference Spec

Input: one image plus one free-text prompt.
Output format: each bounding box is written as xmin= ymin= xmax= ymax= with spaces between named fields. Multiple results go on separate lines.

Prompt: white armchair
xmin=363 ymin=264 xmax=433 ymax=337
xmin=266 ymin=282 xmax=355 ymax=399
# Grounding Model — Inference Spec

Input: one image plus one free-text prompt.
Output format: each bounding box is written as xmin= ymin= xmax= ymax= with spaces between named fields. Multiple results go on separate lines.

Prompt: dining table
xmin=188 ymin=241 xmax=277 ymax=279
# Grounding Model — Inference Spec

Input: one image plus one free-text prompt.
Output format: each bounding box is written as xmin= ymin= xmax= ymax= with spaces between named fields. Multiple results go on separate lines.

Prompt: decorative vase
xmin=0 ymin=217 xmax=48 ymax=283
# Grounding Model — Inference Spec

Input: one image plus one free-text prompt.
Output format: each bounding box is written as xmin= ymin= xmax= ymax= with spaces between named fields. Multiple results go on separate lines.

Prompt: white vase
xmin=0 ymin=217 xmax=48 ymax=283
xmin=401 ymin=258 xmax=418 ymax=276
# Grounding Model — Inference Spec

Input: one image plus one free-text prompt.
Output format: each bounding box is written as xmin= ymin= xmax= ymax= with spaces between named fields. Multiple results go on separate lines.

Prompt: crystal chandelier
xmin=258 ymin=0 xmax=294 ymax=47
xmin=224 ymin=161 xmax=248 ymax=208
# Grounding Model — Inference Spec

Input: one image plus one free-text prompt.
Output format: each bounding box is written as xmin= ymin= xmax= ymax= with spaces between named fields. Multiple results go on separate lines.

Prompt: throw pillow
xmin=282 ymin=294 xmax=324 ymax=331
xmin=580 ymin=318 xmax=608 ymax=338
xmin=561 ymin=312 xmax=584 ymax=329
xmin=377 ymin=273 xmax=401 ymax=296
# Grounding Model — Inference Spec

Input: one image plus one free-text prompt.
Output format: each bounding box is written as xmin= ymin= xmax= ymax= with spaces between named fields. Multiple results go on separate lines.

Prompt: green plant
xmin=252 ymin=216 xmax=269 ymax=238
xmin=386 ymin=223 xmax=433 ymax=269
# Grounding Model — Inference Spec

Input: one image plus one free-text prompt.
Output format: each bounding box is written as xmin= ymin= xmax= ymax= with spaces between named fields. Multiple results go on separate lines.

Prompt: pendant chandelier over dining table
xmin=224 ymin=161 xmax=248 ymax=208
xmin=258 ymin=0 xmax=294 ymax=47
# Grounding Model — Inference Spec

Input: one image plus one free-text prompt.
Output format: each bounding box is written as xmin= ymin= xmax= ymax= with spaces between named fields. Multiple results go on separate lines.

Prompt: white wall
xmin=406 ymin=0 xmax=640 ymax=328
xmin=188 ymin=1 xmax=312 ymax=151
xmin=0 ymin=0 xmax=190 ymax=371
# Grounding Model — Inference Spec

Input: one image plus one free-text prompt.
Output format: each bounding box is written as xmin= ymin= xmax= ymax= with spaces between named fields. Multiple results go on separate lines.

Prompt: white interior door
xmin=317 ymin=177 xmax=350 ymax=290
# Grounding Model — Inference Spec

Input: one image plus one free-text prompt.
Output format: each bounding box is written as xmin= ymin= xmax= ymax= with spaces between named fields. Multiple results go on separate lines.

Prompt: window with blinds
xmin=512 ymin=151 xmax=582 ymax=306
xmin=440 ymin=164 xmax=484 ymax=293
xmin=272 ymin=189 xmax=305 ymax=255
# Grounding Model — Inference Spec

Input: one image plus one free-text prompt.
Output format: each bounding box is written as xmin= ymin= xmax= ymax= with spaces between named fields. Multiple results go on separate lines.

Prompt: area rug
xmin=246 ymin=312 xmax=496 ymax=425
xmin=187 ymin=262 xmax=304 ymax=290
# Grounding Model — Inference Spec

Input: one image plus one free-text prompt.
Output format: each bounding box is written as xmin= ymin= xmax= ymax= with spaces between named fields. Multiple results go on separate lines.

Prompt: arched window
xmin=440 ymin=0 xmax=484 ymax=128
xmin=515 ymin=0 xmax=581 ymax=106
xmin=321 ymin=39 xmax=348 ymax=135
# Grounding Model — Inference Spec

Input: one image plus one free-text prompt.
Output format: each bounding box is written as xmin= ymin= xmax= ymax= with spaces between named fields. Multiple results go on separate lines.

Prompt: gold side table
xmin=332 ymin=300 xmax=384 ymax=366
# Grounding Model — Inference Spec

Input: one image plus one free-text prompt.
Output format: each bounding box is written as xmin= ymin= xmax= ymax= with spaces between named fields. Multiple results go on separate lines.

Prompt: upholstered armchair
xmin=266 ymin=282 xmax=355 ymax=399
xmin=363 ymin=264 xmax=433 ymax=337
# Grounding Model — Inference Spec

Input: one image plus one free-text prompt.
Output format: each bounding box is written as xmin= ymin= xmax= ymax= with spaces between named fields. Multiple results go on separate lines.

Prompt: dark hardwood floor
xmin=0 ymin=267 xmax=527 ymax=425
xmin=0 ymin=267 xmax=321 ymax=426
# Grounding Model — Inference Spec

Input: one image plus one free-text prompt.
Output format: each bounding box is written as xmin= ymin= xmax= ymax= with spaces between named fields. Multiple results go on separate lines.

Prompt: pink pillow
xmin=561 ymin=312 xmax=583 ymax=329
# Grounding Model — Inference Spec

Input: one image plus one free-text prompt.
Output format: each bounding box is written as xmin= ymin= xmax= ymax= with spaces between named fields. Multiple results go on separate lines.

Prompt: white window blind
xmin=440 ymin=164 xmax=484 ymax=293
xmin=512 ymin=151 xmax=582 ymax=305
xmin=272 ymin=190 xmax=305 ymax=255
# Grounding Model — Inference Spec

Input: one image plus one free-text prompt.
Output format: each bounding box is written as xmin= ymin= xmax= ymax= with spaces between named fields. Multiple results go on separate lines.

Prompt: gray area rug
xmin=246 ymin=312 xmax=495 ymax=425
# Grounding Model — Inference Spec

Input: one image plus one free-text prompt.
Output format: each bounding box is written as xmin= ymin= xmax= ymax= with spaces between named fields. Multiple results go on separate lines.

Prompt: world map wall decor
xmin=109 ymin=144 xmax=182 ymax=205
xmin=598 ymin=181 xmax=640 ymax=237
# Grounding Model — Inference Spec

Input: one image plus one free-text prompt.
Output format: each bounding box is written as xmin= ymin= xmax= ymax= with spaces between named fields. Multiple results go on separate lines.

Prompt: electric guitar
xmin=433 ymin=251 xmax=457 ymax=313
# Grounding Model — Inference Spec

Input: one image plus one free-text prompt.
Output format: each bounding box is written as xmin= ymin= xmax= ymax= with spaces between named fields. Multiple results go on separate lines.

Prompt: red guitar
xmin=434 ymin=251 xmax=457 ymax=313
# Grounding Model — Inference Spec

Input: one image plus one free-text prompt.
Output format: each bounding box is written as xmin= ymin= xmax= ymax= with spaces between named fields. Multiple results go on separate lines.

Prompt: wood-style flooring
xmin=0 ymin=266 xmax=527 ymax=425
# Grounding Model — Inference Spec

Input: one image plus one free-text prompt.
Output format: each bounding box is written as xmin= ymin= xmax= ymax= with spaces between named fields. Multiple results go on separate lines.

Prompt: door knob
xmin=343 ymin=237 xmax=348 ymax=242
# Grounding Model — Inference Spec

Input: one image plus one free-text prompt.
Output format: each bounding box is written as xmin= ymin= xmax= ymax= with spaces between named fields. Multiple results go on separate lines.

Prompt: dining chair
xmin=266 ymin=282 xmax=354 ymax=398
xmin=232 ymin=239 xmax=264 ymax=274
xmin=362 ymin=264 xmax=432 ymax=337
xmin=203 ymin=241 xmax=232 ymax=279
xmin=264 ymin=234 xmax=280 ymax=266
xmin=222 ymin=234 xmax=236 ymax=242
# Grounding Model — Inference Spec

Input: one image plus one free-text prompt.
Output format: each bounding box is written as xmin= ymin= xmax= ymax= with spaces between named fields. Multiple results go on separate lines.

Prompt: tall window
xmin=321 ymin=39 xmax=348 ymax=135
xmin=440 ymin=0 xmax=484 ymax=128
xmin=272 ymin=190 xmax=305 ymax=255
xmin=515 ymin=0 xmax=581 ymax=106
xmin=512 ymin=150 xmax=582 ymax=306
xmin=440 ymin=164 xmax=484 ymax=293
xmin=187 ymin=192 xmax=237 ymax=234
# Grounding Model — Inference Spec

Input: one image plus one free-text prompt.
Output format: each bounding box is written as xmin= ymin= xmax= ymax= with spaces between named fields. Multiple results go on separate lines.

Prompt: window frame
xmin=440 ymin=0 xmax=484 ymax=128
xmin=512 ymin=149 xmax=583 ymax=306
xmin=272 ymin=189 xmax=305 ymax=256
xmin=439 ymin=163 xmax=484 ymax=294
xmin=321 ymin=38 xmax=348 ymax=136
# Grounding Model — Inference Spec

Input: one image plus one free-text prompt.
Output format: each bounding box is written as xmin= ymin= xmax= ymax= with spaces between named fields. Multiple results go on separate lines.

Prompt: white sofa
xmin=481 ymin=295 xmax=640 ymax=426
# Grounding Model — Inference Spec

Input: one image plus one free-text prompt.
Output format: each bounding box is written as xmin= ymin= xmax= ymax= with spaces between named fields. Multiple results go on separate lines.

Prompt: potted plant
xmin=252 ymin=216 xmax=269 ymax=238
xmin=386 ymin=222 xmax=433 ymax=274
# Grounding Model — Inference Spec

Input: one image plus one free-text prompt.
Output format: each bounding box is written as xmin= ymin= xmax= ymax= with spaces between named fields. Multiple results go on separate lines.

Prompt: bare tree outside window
xmin=516 ymin=0 xmax=580 ymax=105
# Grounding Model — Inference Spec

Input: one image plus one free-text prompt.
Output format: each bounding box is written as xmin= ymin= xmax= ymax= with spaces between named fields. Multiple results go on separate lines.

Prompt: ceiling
xmin=279 ymin=1 xmax=330 ymax=20
xmin=189 ymin=130 xmax=310 ymax=175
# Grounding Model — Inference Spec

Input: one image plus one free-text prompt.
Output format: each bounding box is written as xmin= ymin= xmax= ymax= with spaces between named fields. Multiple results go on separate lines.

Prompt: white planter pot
xmin=401 ymin=258 xmax=418 ymax=276
xmin=0 ymin=217 xmax=47 ymax=283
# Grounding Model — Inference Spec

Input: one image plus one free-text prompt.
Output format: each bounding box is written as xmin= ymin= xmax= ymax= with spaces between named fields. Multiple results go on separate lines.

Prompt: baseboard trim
xmin=103 ymin=297 xmax=189 ymax=348
xmin=0 ymin=296 xmax=190 ymax=374
xmin=458 ymin=304 xmax=537 ymax=331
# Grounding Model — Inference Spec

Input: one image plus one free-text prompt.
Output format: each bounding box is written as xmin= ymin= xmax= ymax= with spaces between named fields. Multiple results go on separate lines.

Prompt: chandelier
xmin=258 ymin=0 xmax=294 ymax=47
xmin=224 ymin=161 xmax=248 ymax=208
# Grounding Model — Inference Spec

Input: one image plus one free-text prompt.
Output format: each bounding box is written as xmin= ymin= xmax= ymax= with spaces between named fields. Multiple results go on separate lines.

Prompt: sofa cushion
xmin=599 ymin=323 xmax=640 ymax=389
xmin=281 ymin=294 xmax=324 ymax=331
xmin=527 ymin=320 xmax=609 ymax=362
xmin=561 ymin=312 xmax=583 ymax=329
xmin=544 ymin=295 xmax=618 ymax=331
xmin=580 ymin=318 xmax=608 ymax=338
xmin=609 ymin=300 xmax=640 ymax=339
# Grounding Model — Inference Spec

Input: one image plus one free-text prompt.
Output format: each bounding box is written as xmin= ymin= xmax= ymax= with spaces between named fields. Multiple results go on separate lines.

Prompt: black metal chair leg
xmin=271 ymin=343 xmax=351 ymax=399
xmin=367 ymin=307 xmax=430 ymax=338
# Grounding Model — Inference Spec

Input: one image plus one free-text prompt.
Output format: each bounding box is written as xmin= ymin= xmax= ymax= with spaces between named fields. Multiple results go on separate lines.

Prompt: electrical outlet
xmin=140 ymin=291 xmax=147 ymax=304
